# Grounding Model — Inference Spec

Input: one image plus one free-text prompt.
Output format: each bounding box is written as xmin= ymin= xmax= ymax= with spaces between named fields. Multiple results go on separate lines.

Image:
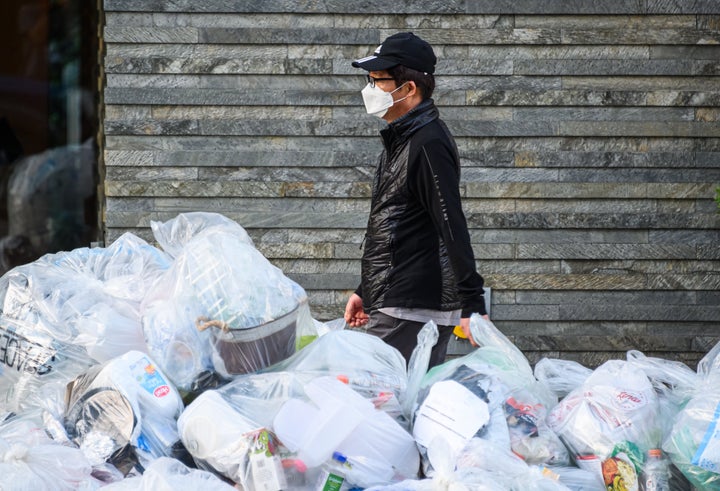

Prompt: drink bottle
xmin=316 ymin=452 xmax=350 ymax=491
xmin=641 ymin=448 xmax=670 ymax=491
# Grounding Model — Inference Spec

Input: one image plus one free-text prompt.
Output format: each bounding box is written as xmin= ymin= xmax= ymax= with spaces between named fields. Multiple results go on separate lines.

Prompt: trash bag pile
xmin=0 ymin=211 xmax=718 ymax=490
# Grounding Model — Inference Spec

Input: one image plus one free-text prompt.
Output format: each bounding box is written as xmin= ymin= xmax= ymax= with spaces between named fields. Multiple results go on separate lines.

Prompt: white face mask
xmin=361 ymin=82 xmax=408 ymax=118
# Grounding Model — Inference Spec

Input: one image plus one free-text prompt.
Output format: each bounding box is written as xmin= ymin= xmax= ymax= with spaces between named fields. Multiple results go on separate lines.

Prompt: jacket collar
xmin=380 ymin=99 xmax=438 ymax=150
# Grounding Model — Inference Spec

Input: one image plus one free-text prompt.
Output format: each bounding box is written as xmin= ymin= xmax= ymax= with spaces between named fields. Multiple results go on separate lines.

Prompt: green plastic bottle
xmin=316 ymin=452 xmax=350 ymax=491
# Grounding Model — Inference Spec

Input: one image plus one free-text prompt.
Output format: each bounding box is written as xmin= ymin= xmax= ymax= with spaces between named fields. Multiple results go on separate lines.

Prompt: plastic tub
xmin=212 ymin=306 xmax=298 ymax=375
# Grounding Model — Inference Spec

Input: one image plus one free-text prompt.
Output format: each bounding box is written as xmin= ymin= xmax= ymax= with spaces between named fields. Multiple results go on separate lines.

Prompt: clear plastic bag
xmin=63 ymin=350 xmax=184 ymax=472
xmin=534 ymin=358 xmax=592 ymax=400
xmin=265 ymin=329 xmax=409 ymax=423
xmin=413 ymin=314 xmax=566 ymax=473
xmin=0 ymin=233 xmax=170 ymax=413
xmin=547 ymin=360 xmax=660 ymax=489
xmin=143 ymin=213 xmax=312 ymax=381
xmin=102 ymin=456 xmax=236 ymax=490
xmin=663 ymin=342 xmax=720 ymax=490
xmin=0 ymin=412 xmax=95 ymax=490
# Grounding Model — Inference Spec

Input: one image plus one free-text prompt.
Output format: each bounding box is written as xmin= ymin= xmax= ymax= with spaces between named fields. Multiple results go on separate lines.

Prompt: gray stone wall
xmin=102 ymin=1 xmax=720 ymax=367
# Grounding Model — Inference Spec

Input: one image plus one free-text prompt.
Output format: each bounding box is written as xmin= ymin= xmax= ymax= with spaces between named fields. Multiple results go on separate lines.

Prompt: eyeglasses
xmin=366 ymin=74 xmax=395 ymax=88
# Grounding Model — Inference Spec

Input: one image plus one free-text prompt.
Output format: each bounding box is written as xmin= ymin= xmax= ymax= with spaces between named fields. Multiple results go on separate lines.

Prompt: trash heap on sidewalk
xmin=0 ymin=211 xmax=718 ymax=490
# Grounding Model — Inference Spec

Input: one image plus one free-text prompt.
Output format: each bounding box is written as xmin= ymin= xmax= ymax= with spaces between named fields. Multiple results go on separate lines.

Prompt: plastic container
xmin=641 ymin=448 xmax=670 ymax=491
xmin=212 ymin=305 xmax=298 ymax=375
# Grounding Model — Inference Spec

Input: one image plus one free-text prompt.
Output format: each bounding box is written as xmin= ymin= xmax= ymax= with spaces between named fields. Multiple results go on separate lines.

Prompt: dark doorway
xmin=0 ymin=0 xmax=100 ymax=274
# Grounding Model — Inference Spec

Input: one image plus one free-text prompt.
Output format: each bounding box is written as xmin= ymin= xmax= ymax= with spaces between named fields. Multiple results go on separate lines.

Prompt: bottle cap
xmin=649 ymin=448 xmax=662 ymax=457
xmin=332 ymin=451 xmax=347 ymax=463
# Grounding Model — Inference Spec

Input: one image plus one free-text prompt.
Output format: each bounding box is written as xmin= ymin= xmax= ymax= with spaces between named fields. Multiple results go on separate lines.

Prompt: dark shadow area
xmin=0 ymin=0 xmax=99 ymax=275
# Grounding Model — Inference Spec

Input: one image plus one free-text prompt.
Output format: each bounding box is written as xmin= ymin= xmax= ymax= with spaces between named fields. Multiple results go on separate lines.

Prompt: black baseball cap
xmin=352 ymin=32 xmax=437 ymax=74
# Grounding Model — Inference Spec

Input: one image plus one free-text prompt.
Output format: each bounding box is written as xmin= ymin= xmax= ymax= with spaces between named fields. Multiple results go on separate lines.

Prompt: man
xmin=344 ymin=32 xmax=489 ymax=368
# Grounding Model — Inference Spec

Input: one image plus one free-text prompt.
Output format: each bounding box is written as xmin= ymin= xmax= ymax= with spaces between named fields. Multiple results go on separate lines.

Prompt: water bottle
xmin=641 ymin=448 xmax=670 ymax=491
xmin=316 ymin=451 xmax=350 ymax=491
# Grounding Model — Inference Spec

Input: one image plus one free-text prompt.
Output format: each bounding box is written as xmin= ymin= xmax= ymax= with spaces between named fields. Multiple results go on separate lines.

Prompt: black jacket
xmin=356 ymin=99 xmax=487 ymax=318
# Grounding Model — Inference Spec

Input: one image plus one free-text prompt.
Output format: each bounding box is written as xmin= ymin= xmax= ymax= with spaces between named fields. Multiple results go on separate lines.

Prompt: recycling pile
xmin=0 ymin=212 xmax=718 ymax=490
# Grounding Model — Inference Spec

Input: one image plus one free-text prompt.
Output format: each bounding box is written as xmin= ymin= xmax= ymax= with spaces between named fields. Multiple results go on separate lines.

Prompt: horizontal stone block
xmin=518 ymin=244 xmax=699 ymax=260
xmin=106 ymin=167 xmax=198 ymax=180
xmin=512 ymin=107 xmax=694 ymax=122
xmin=558 ymin=168 xmax=720 ymax=183
xmin=102 ymin=0 xmax=656 ymax=15
xmin=466 ymin=211 xmax=720 ymax=229
xmin=646 ymin=0 xmax=720 ymax=14
xmin=104 ymin=26 xmax=199 ymax=43
xmin=512 ymin=150 xmax=704 ymax=168
xmin=105 ymin=180 xmax=286 ymax=197
xmin=562 ymin=28 xmax=720 ymax=45
xmin=514 ymin=199 xmax=657 ymax=214
xmin=557 ymin=121 xmax=720 ymax=138
xmin=466 ymin=182 xmax=642 ymax=199
xmin=563 ymin=76 xmax=720 ymax=91
xmin=270 ymin=259 xmax=359 ymax=273
xmin=487 ymin=273 xmax=647 ymax=290
xmin=650 ymin=230 xmax=720 ymax=245
xmin=560 ymin=260 xmax=720 ymax=275
xmin=476 ymin=260 xmax=560 ymax=274
xmin=470 ymin=45 xmax=650 ymax=60
xmin=515 ymin=15 xmax=695 ymax=29
xmin=471 ymin=228 xmax=648 ymax=244
xmin=196 ymin=166 xmax=370 ymax=182
xmin=651 ymin=45 xmax=720 ymax=60
xmin=515 ymin=290 xmax=698 ymax=305
xmin=286 ymin=273 xmax=359 ymax=290
xmin=516 ymin=59 xmax=718 ymax=76
xmin=255 ymin=243 xmax=333 ymax=260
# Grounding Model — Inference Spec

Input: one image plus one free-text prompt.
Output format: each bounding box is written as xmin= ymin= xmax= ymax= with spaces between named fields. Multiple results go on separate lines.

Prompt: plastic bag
xmin=0 ymin=412 xmax=95 ymax=490
xmin=150 ymin=211 xmax=253 ymax=259
xmin=547 ymin=360 xmax=660 ymax=489
xmin=0 ymin=233 xmax=170 ymax=412
xmin=64 ymin=350 xmax=184 ymax=472
xmin=413 ymin=314 xmax=566 ymax=473
xmin=404 ymin=321 xmax=439 ymax=420
xmin=143 ymin=213 xmax=312 ymax=382
xmin=265 ymin=329 xmax=409 ymax=424
xmin=273 ymin=376 xmax=420 ymax=488
xmin=534 ymin=358 xmax=592 ymax=400
xmin=102 ymin=456 xmax=235 ymax=490
xmin=180 ymin=369 xmax=419 ymax=490
xmin=663 ymin=341 xmax=720 ymax=490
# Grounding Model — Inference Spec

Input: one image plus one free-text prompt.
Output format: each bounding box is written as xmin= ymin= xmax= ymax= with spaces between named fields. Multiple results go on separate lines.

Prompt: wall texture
xmin=102 ymin=1 xmax=720 ymax=367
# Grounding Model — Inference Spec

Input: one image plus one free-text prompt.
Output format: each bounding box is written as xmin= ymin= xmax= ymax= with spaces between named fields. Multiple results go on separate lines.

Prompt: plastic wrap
xmin=143 ymin=213 xmax=313 ymax=384
xmin=0 ymin=233 xmax=170 ymax=412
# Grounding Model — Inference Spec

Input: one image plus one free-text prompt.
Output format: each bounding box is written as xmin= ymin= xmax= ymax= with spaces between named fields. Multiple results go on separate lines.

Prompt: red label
xmin=154 ymin=385 xmax=170 ymax=398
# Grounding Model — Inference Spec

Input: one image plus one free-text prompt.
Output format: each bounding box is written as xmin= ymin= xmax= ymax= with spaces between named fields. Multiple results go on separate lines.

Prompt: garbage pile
xmin=0 ymin=211 xmax=718 ymax=490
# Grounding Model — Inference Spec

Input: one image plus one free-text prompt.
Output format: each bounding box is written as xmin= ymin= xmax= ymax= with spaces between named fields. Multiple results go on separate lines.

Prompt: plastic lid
xmin=649 ymin=448 xmax=663 ymax=457
xmin=332 ymin=451 xmax=347 ymax=463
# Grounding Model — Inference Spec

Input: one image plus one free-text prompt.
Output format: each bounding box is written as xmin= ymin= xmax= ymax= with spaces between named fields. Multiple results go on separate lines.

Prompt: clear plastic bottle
xmin=316 ymin=451 xmax=350 ymax=491
xmin=641 ymin=448 xmax=670 ymax=491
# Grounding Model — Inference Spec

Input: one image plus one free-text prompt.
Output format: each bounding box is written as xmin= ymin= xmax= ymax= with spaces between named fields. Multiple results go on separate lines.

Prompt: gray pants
xmin=365 ymin=311 xmax=454 ymax=368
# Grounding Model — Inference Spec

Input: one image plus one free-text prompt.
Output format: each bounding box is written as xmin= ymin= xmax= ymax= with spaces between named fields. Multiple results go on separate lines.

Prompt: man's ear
xmin=406 ymin=81 xmax=418 ymax=97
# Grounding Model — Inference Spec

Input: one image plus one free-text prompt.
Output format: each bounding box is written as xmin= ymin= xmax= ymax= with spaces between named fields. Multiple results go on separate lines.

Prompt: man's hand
xmin=344 ymin=293 xmax=369 ymax=327
xmin=461 ymin=314 xmax=490 ymax=347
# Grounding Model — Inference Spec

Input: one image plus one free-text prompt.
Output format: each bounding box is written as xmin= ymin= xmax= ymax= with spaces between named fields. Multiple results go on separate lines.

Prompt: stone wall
xmin=102 ymin=1 xmax=720 ymax=367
